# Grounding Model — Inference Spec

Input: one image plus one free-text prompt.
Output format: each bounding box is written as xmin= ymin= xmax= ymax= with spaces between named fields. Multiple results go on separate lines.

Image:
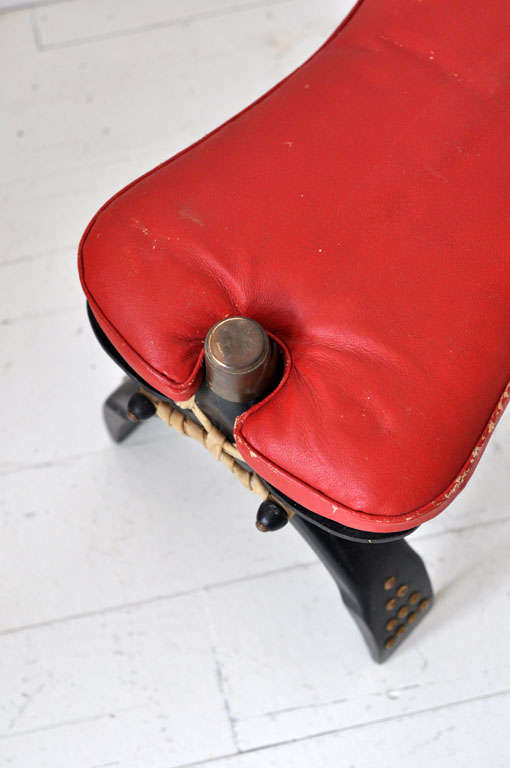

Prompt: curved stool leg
xmin=103 ymin=378 xmax=143 ymax=443
xmin=291 ymin=515 xmax=433 ymax=662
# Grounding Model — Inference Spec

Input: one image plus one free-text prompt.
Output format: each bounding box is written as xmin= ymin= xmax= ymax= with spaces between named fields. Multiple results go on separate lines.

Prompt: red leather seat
xmin=79 ymin=0 xmax=510 ymax=533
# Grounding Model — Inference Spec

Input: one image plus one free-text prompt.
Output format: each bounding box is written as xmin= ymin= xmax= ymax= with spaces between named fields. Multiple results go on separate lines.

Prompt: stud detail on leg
xmin=381 ymin=578 xmax=433 ymax=659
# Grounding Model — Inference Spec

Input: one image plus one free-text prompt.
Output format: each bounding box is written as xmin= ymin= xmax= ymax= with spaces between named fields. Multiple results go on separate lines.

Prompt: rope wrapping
xmin=147 ymin=393 xmax=270 ymax=500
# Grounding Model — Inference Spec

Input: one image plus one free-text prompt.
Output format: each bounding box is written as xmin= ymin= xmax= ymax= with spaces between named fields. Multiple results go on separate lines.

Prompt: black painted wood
xmin=103 ymin=378 xmax=143 ymax=443
xmin=291 ymin=514 xmax=433 ymax=662
xmin=127 ymin=392 xmax=156 ymax=422
xmin=256 ymin=499 xmax=289 ymax=532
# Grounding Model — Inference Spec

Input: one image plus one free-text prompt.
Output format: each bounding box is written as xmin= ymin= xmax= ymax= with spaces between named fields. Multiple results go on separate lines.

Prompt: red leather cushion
xmin=79 ymin=0 xmax=510 ymax=533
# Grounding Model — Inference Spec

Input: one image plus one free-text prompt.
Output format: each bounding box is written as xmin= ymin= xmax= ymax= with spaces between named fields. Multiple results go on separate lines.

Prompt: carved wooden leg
xmin=291 ymin=514 xmax=433 ymax=662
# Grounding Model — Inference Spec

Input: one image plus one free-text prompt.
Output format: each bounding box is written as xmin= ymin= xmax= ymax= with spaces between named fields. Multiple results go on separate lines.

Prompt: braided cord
xmin=148 ymin=393 xmax=269 ymax=500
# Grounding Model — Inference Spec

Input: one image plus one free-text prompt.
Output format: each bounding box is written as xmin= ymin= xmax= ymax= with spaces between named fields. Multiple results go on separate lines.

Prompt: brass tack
xmin=397 ymin=584 xmax=408 ymax=598
xmin=385 ymin=598 xmax=397 ymax=611
xmin=419 ymin=598 xmax=430 ymax=611
xmin=384 ymin=576 xmax=396 ymax=591
xmin=397 ymin=605 xmax=409 ymax=619
xmin=385 ymin=636 xmax=396 ymax=649
xmin=386 ymin=618 xmax=398 ymax=632
xmin=396 ymin=624 xmax=407 ymax=637
xmin=409 ymin=592 xmax=420 ymax=605
xmin=407 ymin=611 xmax=418 ymax=624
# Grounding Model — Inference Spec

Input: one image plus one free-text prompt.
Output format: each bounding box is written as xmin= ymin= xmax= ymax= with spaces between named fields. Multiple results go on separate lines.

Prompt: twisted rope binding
xmin=146 ymin=392 xmax=269 ymax=500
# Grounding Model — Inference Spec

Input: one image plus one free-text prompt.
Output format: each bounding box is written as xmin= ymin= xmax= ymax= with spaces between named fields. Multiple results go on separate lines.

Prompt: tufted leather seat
xmin=79 ymin=0 xmax=510 ymax=533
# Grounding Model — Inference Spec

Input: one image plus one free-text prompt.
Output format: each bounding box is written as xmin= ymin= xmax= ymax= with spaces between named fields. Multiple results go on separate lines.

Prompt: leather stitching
xmin=78 ymin=0 xmax=367 ymax=394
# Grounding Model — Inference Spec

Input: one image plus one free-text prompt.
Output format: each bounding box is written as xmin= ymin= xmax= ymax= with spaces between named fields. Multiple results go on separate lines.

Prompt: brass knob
xmin=204 ymin=316 xmax=278 ymax=403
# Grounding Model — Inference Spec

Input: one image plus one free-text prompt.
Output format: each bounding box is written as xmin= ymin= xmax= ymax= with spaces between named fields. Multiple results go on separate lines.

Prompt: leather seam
xmin=78 ymin=0 xmax=367 ymax=394
xmin=235 ymin=380 xmax=510 ymax=528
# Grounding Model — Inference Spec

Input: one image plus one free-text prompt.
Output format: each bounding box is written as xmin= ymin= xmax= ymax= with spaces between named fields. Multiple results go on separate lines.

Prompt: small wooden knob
xmin=255 ymin=500 xmax=289 ymax=532
xmin=127 ymin=392 xmax=156 ymax=422
xmin=204 ymin=317 xmax=278 ymax=403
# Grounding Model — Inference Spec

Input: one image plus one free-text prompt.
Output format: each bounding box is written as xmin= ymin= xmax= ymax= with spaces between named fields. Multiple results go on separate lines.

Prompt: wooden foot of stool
xmin=291 ymin=514 xmax=433 ymax=662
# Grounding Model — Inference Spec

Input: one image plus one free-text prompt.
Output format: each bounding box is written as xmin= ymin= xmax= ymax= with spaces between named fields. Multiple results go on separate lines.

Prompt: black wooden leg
xmin=291 ymin=514 xmax=433 ymax=662
xmin=103 ymin=378 xmax=143 ymax=443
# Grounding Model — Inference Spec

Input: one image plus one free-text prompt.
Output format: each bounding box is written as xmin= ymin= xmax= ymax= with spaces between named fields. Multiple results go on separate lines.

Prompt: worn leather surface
xmin=79 ymin=0 xmax=510 ymax=532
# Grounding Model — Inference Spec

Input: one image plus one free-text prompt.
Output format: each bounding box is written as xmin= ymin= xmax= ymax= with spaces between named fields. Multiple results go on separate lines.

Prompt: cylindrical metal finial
xmin=204 ymin=316 xmax=278 ymax=403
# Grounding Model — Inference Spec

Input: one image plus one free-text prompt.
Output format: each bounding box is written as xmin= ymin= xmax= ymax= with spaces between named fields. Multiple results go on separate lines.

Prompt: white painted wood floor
xmin=1 ymin=1 xmax=509 ymax=766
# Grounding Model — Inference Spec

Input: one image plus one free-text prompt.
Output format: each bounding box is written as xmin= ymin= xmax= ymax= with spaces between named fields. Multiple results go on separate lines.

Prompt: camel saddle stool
xmin=79 ymin=0 xmax=510 ymax=662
